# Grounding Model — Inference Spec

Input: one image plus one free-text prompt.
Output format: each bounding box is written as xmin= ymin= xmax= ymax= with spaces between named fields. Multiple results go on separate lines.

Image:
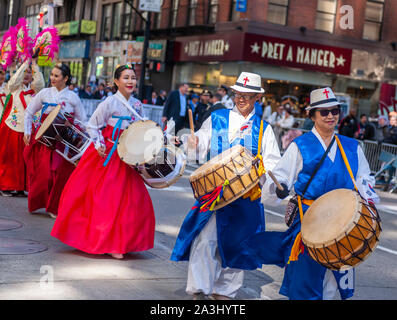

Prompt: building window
xmin=315 ymin=0 xmax=337 ymax=33
xmin=267 ymin=0 xmax=289 ymax=25
xmin=188 ymin=0 xmax=198 ymax=26
xmin=229 ymin=0 xmax=240 ymax=22
xmin=121 ymin=2 xmax=132 ymax=39
xmin=363 ymin=0 xmax=384 ymax=41
xmin=155 ymin=0 xmax=164 ymax=29
xmin=101 ymin=4 xmax=112 ymax=41
xmin=25 ymin=4 xmax=41 ymax=36
xmin=208 ymin=0 xmax=219 ymax=24
xmin=171 ymin=0 xmax=179 ymax=28
xmin=112 ymin=2 xmax=122 ymax=40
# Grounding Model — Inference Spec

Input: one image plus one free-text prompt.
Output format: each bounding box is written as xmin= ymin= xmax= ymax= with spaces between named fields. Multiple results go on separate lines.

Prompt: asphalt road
xmin=148 ymin=164 xmax=397 ymax=300
xmin=0 ymin=164 xmax=395 ymax=300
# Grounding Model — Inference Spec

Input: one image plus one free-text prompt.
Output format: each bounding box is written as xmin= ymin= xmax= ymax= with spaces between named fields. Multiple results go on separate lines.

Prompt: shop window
xmin=208 ymin=0 xmax=219 ymax=24
xmin=25 ymin=3 xmax=40 ymax=36
xmin=171 ymin=0 xmax=179 ymax=28
xmin=188 ymin=0 xmax=198 ymax=26
xmin=101 ymin=4 xmax=112 ymax=41
xmin=267 ymin=0 xmax=289 ymax=26
xmin=315 ymin=0 xmax=337 ymax=33
xmin=363 ymin=0 xmax=384 ymax=41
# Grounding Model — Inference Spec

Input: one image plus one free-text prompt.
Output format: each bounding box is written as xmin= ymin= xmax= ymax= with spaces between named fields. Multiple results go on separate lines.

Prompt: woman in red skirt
xmin=23 ymin=63 xmax=87 ymax=217
xmin=51 ymin=64 xmax=155 ymax=259
xmin=0 ymin=60 xmax=44 ymax=197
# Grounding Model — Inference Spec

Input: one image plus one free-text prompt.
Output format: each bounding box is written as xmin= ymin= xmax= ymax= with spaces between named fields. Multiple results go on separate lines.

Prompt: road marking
xmin=265 ymin=208 xmax=397 ymax=256
xmin=148 ymin=185 xmax=191 ymax=193
xmin=377 ymin=245 xmax=397 ymax=256
xmin=377 ymin=205 xmax=397 ymax=216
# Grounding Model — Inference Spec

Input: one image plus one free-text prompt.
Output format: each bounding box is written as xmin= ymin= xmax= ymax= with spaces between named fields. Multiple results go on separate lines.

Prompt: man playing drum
xmin=245 ymin=87 xmax=379 ymax=300
xmin=171 ymin=72 xmax=281 ymax=300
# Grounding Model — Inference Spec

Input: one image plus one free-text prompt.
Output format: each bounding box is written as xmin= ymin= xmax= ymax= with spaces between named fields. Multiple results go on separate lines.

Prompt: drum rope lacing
xmin=306 ymin=200 xmax=381 ymax=270
xmin=287 ymin=135 xmax=382 ymax=268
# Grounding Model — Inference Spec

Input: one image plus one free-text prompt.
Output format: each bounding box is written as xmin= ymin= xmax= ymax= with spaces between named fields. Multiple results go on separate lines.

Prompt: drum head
xmin=117 ymin=120 xmax=164 ymax=166
xmin=35 ymin=105 xmax=61 ymax=140
xmin=302 ymin=189 xmax=361 ymax=247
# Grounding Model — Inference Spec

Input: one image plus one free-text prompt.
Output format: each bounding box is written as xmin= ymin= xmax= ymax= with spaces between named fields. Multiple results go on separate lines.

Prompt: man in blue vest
xmin=171 ymin=72 xmax=281 ymax=300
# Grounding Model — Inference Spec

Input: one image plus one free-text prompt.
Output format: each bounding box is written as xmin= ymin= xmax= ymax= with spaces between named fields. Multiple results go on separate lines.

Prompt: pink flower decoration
xmin=33 ymin=27 xmax=60 ymax=61
xmin=0 ymin=26 xmax=17 ymax=69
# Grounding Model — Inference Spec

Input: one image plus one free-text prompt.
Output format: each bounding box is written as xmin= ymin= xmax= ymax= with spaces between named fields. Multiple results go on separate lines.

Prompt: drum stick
xmin=267 ymin=170 xmax=283 ymax=191
xmin=188 ymin=108 xmax=194 ymax=136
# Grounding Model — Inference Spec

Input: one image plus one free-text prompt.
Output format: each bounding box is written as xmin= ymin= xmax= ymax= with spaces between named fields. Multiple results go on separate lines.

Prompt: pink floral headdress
xmin=0 ymin=26 xmax=17 ymax=69
xmin=32 ymin=26 xmax=60 ymax=61
xmin=15 ymin=17 xmax=33 ymax=63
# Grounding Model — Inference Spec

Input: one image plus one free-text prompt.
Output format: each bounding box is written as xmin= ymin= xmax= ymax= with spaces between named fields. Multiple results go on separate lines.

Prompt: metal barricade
xmin=81 ymin=99 xmax=164 ymax=125
xmin=81 ymin=99 xmax=102 ymax=118
xmin=361 ymin=140 xmax=382 ymax=173
xmin=142 ymin=104 xmax=164 ymax=125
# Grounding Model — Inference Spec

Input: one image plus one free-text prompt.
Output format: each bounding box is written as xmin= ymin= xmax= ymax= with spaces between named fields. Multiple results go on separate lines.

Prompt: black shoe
xmin=12 ymin=191 xmax=27 ymax=197
xmin=0 ymin=191 xmax=13 ymax=197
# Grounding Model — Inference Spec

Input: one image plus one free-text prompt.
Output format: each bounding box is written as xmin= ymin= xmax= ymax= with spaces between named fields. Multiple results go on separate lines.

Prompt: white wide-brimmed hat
xmin=306 ymin=87 xmax=340 ymax=110
xmin=230 ymin=72 xmax=265 ymax=94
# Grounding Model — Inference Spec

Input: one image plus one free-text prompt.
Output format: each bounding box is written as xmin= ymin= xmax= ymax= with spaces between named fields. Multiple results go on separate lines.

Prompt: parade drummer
xmin=245 ymin=87 xmax=379 ymax=300
xmin=170 ymin=72 xmax=281 ymax=300
xmin=51 ymin=64 xmax=155 ymax=260
xmin=0 ymin=59 xmax=44 ymax=197
xmin=23 ymin=63 xmax=87 ymax=218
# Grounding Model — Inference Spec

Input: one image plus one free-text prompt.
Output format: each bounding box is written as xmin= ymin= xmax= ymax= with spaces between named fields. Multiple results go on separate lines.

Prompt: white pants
xmin=323 ymin=269 xmax=338 ymax=300
xmin=186 ymin=214 xmax=244 ymax=298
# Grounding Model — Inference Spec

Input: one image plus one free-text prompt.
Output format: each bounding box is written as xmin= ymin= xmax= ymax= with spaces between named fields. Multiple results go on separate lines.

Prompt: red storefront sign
xmin=174 ymin=33 xmax=352 ymax=76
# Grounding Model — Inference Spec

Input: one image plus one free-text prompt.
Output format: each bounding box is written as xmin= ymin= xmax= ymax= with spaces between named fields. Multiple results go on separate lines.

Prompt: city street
xmin=0 ymin=164 xmax=396 ymax=300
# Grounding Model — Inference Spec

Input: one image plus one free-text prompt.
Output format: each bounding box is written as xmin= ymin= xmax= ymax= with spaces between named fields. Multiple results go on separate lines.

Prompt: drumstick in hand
xmin=188 ymin=108 xmax=195 ymax=136
xmin=267 ymin=170 xmax=283 ymax=191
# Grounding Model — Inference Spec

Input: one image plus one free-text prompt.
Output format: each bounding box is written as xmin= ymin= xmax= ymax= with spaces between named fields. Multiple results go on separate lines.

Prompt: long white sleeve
xmin=30 ymin=62 xmax=45 ymax=93
xmin=86 ymin=101 xmax=110 ymax=149
xmin=24 ymin=89 xmax=45 ymax=134
xmin=261 ymin=142 xmax=302 ymax=206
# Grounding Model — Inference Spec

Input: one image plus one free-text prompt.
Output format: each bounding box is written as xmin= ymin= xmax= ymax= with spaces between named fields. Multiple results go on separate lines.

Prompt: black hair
xmin=113 ymin=64 xmax=135 ymax=91
xmin=53 ymin=63 xmax=72 ymax=86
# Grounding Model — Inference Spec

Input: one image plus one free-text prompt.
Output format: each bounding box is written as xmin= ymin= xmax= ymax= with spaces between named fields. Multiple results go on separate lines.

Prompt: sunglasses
xmin=234 ymin=93 xmax=256 ymax=100
xmin=319 ymin=108 xmax=340 ymax=117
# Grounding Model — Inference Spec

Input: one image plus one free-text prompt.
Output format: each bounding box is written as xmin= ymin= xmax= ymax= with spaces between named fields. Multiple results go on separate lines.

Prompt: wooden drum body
xmin=189 ymin=144 xmax=260 ymax=211
xmin=301 ymin=189 xmax=382 ymax=271
xmin=35 ymin=105 xmax=91 ymax=164
xmin=137 ymin=144 xmax=186 ymax=189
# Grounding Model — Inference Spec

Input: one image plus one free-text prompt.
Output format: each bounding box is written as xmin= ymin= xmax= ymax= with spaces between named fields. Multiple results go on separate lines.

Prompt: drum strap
xmin=103 ymin=115 xmax=132 ymax=167
xmin=335 ymin=135 xmax=358 ymax=192
xmin=40 ymin=102 xmax=59 ymax=122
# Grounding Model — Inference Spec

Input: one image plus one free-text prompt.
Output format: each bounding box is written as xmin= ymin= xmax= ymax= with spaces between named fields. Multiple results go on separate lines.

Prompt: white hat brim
xmin=230 ymin=85 xmax=264 ymax=93
xmin=306 ymin=100 xmax=340 ymax=111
